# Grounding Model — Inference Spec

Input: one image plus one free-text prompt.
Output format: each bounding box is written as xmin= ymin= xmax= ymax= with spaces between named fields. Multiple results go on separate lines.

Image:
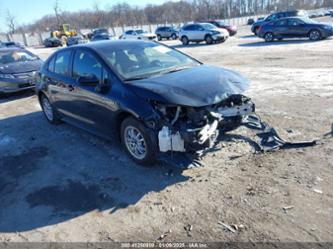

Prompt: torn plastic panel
xmin=153 ymin=94 xmax=255 ymax=153
xmin=242 ymin=115 xmax=317 ymax=151
xmin=158 ymin=114 xmax=319 ymax=169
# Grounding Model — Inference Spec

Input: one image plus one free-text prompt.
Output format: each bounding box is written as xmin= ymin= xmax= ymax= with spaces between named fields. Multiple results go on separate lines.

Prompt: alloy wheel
xmin=264 ymin=32 xmax=274 ymax=42
xmin=124 ymin=126 xmax=147 ymax=160
xmin=42 ymin=96 xmax=54 ymax=121
xmin=309 ymin=30 xmax=320 ymax=41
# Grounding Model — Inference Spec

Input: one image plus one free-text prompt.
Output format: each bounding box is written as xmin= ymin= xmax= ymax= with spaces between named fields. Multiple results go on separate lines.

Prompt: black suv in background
xmin=155 ymin=26 xmax=179 ymax=40
xmin=251 ymin=10 xmax=308 ymax=34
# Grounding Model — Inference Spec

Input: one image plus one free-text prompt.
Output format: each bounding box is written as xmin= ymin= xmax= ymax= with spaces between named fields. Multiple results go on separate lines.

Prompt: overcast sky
xmin=0 ymin=0 xmax=168 ymax=32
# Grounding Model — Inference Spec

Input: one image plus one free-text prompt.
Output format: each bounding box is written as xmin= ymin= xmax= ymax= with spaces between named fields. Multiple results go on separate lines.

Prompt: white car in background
xmin=179 ymin=23 xmax=229 ymax=45
xmin=120 ymin=29 xmax=157 ymax=40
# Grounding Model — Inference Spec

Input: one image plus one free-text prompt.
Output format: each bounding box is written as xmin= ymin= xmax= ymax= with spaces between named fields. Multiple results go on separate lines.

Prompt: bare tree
xmin=6 ymin=10 xmax=16 ymax=34
xmin=15 ymin=0 xmax=333 ymax=33
xmin=53 ymin=0 xmax=62 ymax=26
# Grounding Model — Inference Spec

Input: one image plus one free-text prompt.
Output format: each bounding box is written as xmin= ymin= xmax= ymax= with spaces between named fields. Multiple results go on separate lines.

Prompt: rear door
xmin=274 ymin=19 xmax=289 ymax=37
xmin=192 ymin=24 xmax=205 ymax=40
xmin=160 ymin=27 xmax=168 ymax=38
xmin=45 ymin=49 xmax=78 ymax=122
xmin=182 ymin=25 xmax=195 ymax=40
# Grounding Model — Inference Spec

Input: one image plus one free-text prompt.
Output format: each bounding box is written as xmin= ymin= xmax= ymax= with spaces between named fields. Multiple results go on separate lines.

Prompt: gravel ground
xmin=0 ymin=17 xmax=332 ymax=243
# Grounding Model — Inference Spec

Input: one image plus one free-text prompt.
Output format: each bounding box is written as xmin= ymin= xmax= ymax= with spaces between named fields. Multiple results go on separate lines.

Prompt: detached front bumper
xmin=0 ymin=78 xmax=37 ymax=94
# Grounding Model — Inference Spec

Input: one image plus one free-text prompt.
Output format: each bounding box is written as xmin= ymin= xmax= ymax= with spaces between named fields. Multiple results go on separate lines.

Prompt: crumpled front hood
xmin=0 ymin=60 xmax=43 ymax=74
xmin=127 ymin=65 xmax=250 ymax=107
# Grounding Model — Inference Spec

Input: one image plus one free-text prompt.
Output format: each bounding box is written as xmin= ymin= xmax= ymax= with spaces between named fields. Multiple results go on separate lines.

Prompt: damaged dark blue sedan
xmin=37 ymin=40 xmax=254 ymax=165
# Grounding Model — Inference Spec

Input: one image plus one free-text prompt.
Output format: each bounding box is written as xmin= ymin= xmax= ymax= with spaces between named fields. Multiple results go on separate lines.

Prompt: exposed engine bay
xmin=153 ymin=94 xmax=255 ymax=153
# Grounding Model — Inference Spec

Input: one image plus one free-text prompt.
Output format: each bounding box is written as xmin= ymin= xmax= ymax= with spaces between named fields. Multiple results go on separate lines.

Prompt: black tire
xmin=254 ymin=27 xmax=259 ymax=35
xmin=205 ymin=34 xmax=213 ymax=44
xmin=277 ymin=37 xmax=283 ymax=41
xmin=181 ymin=36 xmax=189 ymax=45
xmin=171 ymin=33 xmax=177 ymax=40
xmin=40 ymin=94 xmax=61 ymax=125
xmin=157 ymin=34 xmax=162 ymax=41
xmin=121 ymin=117 xmax=157 ymax=166
xmin=309 ymin=29 xmax=321 ymax=41
xmin=264 ymin=32 xmax=274 ymax=42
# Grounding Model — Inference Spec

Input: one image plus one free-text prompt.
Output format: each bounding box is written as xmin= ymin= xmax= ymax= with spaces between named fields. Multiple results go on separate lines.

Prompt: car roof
xmin=273 ymin=10 xmax=305 ymax=14
xmin=273 ymin=16 xmax=306 ymax=21
xmin=72 ymin=40 xmax=157 ymax=50
xmin=0 ymin=47 xmax=23 ymax=52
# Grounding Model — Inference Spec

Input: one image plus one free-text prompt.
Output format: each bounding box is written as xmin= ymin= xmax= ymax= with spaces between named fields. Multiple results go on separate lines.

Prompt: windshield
xmin=302 ymin=17 xmax=318 ymax=24
xmin=135 ymin=30 xmax=145 ymax=34
xmin=201 ymin=23 xmax=217 ymax=30
xmin=98 ymin=42 xmax=200 ymax=80
xmin=0 ymin=50 xmax=39 ymax=65
xmin=94 ymin=28 xmax=108 ymax=34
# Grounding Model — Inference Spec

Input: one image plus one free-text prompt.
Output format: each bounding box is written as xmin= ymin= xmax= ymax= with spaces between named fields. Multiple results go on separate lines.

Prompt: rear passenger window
xmin=54 ymin=51 xmax=71 ymax=76
xmin=184 ymin=25 xmax=195 ymax=31
xmin=276 ymin=20 xmax=287 ymax=26
xmin=47 ymin=56 xmax=55 ymax=72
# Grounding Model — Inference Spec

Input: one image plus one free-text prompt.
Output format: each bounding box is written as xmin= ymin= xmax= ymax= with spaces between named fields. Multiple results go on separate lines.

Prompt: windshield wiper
xmin=161 ymin=65 xmax=193 ymax=75
xmin=125 ymin=76 xmax=150 ymax=81
xmin=125 ymin=66 xmax=194 ymax=81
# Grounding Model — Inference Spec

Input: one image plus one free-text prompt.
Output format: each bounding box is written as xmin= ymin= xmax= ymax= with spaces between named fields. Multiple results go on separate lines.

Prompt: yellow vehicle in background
xmin=51 ymin=24 xmax=77 ymax=45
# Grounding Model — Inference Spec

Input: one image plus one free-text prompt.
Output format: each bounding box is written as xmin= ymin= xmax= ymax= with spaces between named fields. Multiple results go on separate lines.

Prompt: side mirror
xmin=95 ymin=79 xmax=111 ymax=94
xmin=77 ymin=75 xmax=99 ymax=86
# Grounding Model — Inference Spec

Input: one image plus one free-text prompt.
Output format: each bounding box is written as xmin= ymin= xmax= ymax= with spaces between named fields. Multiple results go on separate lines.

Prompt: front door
xmin=68 ymin=49 xmax=117 ymax=135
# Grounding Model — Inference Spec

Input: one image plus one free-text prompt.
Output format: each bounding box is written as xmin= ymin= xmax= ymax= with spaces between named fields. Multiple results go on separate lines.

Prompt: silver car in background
xmin=179 ymin=23 xmax=229 ymax=45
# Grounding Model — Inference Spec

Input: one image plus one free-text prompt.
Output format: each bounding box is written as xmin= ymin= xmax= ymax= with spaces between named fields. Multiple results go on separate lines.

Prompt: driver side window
xmin=72 ymin=50 xmax=102 ymax=83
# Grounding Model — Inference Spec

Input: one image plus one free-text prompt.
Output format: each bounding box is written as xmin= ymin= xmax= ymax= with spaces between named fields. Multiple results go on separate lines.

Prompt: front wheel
xmin=309 ymin=30 xmax=321 ymax=41
xmin=181 ymin=36 xmax=189 ymax=45
xmin=157 ymin=34 xmax=162 ymax=41
xmin=264 ymin=32 xmax=274 ymax=42
xmin=205 ymin=35 xmax=213 ymax=44
xmin=121 ymin=117 xmax=157 ymax=166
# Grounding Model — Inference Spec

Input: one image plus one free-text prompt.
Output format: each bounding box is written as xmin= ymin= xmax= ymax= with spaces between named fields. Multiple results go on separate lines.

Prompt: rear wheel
xmin=205 ymin=34 xmax=213 ymax=44
xmin=171 ymin=33 xmax=177 ymax=40
xmin=309 ymin=30 xmax=321 ymax=41
xmin=181 ymin=36 xmax=189 ymax=45
xmin=264 ymin=32 xmax=274 ymax=42
xmin=121 ymin=117 xmax=157 ymax=166
xmin=40 ymin=94 xmax=61 ymax=124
